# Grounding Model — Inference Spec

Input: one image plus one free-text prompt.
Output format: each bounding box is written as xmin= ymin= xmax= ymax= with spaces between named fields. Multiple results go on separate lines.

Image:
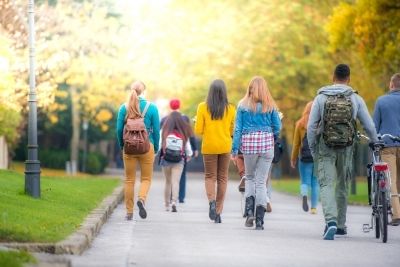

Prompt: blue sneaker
xmin=323 ymin=221 xmax=337 ymax=240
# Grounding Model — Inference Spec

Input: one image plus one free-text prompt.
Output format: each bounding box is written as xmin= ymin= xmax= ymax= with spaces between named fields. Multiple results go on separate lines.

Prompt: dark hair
xmin=391 ymin=73 xmax=400 ymax=88
xmin=206 ymin=79 xmax=229 ymax=120
xmin=334 ymin=64 xmax=350 ymax=81
xmin=162 ymin=111 xmax=193 ymax=148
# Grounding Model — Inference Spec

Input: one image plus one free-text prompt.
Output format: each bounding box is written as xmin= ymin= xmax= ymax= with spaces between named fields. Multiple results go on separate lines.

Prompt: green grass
xmin=0 ymin=169 xmax=120 ymax=243
xmin=0 ymin=250 xmax=36 ymax=267
xmin=272 ymin=177 xmax=369 ymax=205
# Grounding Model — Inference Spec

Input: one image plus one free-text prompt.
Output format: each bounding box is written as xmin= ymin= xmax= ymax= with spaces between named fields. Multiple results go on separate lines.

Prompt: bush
xmin=39 ymin=149 xmax=69 ymax=169
xmin=80 ymin=151 xmax=108 ymax=174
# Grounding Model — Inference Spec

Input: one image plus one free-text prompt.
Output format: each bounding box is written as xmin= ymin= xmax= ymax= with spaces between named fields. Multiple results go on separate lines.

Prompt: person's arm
xmin=372 ymin=99 xmax=381 ymax=134
xmin=151 ymin=105 xmax=161 ymax=153
xmin=232 ymin=106 xmax=243 ymax=155
xmin=291 ymin=125 xmax=301 ymax=164
xmin=194 ymin=104 xmax=204 ymax=136
xmin=307 ymin=98 xmax=321 ymax=157
xmin=356 ymin=95 xmax=378 ymax=142
xmin=116 ymin=105 xmax=125 ymax=149
xmin=230 ymin=105 xmax=236 ymax=137
xmin=271 ymin=110 xmax=281 ymax=137
xmin=185 ymin=140 xmax=193 ymax=158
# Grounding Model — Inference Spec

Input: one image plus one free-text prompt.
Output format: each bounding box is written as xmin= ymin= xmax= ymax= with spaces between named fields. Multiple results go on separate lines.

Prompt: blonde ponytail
xmin=126 ymin=90 xmax=141 ymax=119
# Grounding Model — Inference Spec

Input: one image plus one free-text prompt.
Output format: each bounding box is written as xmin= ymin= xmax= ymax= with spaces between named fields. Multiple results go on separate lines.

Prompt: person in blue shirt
xmin=232 ymin=76 xmax=281 ymax=230
xmin=373 ymin=73 xmax=400 ymax=226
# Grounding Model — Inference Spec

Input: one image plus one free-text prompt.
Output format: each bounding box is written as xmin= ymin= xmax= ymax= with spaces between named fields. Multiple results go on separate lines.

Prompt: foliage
xmin=0 ymin=169 xmax=119 ymax=242
xmin=326 ymin=0 xmax=400 ymax=101
xmin=0 ymin=250 xmax=36 ymax=267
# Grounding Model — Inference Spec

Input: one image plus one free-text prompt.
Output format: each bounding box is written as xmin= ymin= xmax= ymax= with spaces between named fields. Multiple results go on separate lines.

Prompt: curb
xmin=1 ymin=185 xmax=124 ymax=256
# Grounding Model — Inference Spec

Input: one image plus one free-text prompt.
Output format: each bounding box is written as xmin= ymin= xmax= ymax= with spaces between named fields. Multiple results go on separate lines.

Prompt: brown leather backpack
xmin=123 ymin=102 xmax=151 ymax=155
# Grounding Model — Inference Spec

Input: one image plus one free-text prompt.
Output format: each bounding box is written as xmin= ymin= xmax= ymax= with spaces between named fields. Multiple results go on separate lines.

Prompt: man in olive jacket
xmin=307 ymin=64 xmax=378 ymax=240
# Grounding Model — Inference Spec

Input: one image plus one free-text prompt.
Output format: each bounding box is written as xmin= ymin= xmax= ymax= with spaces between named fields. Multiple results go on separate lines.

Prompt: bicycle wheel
xmin=379 ymin=191 xmax=388 ymax=243
xmin=374 ymin=190 xmax=380 ymax=239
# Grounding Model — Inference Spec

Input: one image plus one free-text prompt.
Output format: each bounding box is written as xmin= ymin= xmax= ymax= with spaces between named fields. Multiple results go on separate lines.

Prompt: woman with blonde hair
xmin=116 ymin=81 xmax=160 ymax=220
xmin=291 ymin=101 xmax=318 ymax=214
xmin=232 ymin=76 xmax=281 ymax=230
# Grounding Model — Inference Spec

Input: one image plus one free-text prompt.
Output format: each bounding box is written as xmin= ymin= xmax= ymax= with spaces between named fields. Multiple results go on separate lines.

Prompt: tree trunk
xmin=70 ymin=86 xmax=80 ymax=175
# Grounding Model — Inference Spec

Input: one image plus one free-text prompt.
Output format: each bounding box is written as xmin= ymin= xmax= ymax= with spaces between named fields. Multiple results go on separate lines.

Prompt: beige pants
xmin=162 ymin=164 xmax=184 ymax=206
xmin=381 ymin=147 xmax=400 ymax=219
xmin=123 ymin=146 xmax=155 ymax=214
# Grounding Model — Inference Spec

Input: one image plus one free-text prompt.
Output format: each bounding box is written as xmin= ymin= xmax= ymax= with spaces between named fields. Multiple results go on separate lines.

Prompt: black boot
xmin=255 ymin=205 xmax=266 ymax=230
xmin=245 ymin=196 xmax=255 ymax=227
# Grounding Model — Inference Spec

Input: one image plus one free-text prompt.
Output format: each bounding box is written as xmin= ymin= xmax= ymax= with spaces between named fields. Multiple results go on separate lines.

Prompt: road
xmin=70 ymin=171 xmax=400 ymax=267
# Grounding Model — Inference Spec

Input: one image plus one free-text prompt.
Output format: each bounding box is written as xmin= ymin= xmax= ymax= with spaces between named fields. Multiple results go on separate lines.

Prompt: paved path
xmin=70 ymin=172 xmax=400 ymax=267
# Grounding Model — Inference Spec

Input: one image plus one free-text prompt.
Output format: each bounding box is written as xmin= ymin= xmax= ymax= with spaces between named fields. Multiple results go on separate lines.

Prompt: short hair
xmin=334 ymin=64 xmax=350 ymax=81
xmin=390 ymin=73 xmax=400 ymax=88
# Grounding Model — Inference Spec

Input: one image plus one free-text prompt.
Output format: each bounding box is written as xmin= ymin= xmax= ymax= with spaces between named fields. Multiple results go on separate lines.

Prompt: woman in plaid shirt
xmin=231 ymin=76 xmax=281 ymax=230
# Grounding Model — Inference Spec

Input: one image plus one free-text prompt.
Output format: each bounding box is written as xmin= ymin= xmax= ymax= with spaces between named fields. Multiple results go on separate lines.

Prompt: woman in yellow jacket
xmin=195 ymin=79 xmax=236 ymax=223
xmin=291 ymin=101 xmax=318 ymax=214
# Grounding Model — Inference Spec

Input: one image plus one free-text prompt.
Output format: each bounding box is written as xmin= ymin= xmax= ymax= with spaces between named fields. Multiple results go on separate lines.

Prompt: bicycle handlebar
xmin=357 ymin=132 xmax=400 ymax=143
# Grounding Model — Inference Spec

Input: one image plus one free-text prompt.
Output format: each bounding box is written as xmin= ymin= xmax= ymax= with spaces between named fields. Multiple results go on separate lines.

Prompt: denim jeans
xmin=244 ymin=149 xmax=274 ymax=207
xmin=178 ymin=161 xmax=187 ymax=203
xmin=298 ymin=160 xmax=319 ymax=208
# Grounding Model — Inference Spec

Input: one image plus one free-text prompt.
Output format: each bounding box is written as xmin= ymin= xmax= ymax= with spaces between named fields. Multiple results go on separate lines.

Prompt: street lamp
xmin=25 ymin=0 xmax=41 ymax=198
xmin=82 ymin=119 xmax=89 ymax=173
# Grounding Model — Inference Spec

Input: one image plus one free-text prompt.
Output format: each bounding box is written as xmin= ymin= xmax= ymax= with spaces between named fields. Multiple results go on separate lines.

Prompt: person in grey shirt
xmin=307 ymin=64 xmax=378 ymax=240
xmin=373 ymin=73 xmax=400 ymax=226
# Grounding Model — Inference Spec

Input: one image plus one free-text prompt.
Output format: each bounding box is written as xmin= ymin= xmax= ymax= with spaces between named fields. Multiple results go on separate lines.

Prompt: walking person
xmin=160 ymin=111 xmax=193 ymax=212
xmin=291 ymin=101 xmax=319 ymax=214
xmin=232 ymin=76 xmax=281 ymax=230
xmin=307 ymin=64 xmax=378 ymax=240
xmin=116 ymin=81 xmax=160 ymax=221
xmin=194 ymin=79 xmax=236 ymax=223
xmin=160 ymin=99 xmax=199 ymax=204
xmin=373 ymin=73 xmax=400 ymax=226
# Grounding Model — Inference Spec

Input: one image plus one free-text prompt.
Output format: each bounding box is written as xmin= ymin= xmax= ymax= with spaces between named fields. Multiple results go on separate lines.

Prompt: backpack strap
xmin=141 ymin=101 xmax=151 ymax=118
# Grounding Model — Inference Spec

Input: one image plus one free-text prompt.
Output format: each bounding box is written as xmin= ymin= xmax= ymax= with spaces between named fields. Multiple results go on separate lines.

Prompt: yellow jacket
xmin=291 ymin=124 xmax=306 ymax=162
xmin=194 ymin=102 xmax=236 ymax=154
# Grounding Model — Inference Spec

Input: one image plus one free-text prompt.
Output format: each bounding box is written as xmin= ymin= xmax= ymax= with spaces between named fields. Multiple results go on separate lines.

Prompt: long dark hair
xmin=162 ymin=111 xmax=193 ymax=148
xmin=206 ymin=79 xmax=229 ymax=120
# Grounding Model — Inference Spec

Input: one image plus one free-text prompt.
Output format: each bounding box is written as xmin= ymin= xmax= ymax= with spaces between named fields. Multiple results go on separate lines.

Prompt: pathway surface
xmin=70 ymin=171 xmax=400 ymax=267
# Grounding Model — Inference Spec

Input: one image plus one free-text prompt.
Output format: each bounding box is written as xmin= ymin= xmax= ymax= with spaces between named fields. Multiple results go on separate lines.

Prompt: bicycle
xmin=358 ymin=132 xmax=400 ymax=243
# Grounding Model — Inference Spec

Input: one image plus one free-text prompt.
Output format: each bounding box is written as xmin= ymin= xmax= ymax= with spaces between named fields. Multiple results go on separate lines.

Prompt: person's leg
xmin=254 ymin=151 xmax=273 ymax=208
xmin=203 ymin=154 xmax=218 ymax=201
xmin=203 ymin=154 xmax=218 ymax=220
xmin=382 ymin=147 xmax=400 ymax=220
xmin=299 ymin=161 xmax=312 ymax=211
xmin=310 ymin=163 xmax=319 ymax=210
xmin=163 ymin=166 xmax=172 ymax=208
xmin=243 ymin=154 xmax=258 ymax=226
xmin=335 ymin=145 xmax=353 ymax=231
xmin=244 ymin=154 xmax=258 ymax=198
xmin=123 ymin=153 xmax=138 ymax=216
xmin=316 ymin=140 xmax=338 ymax=229
xmin=237 ymin=154 xmax=245 ymax=192
xmin=215 ymin=153 xmax=230 ymax=214
xmin=171 ymin=164 xmax=184 ymax=208
xmin=178 ymin=161 xmax=187 ymax=203
xmin=137 ymin=146 xmax=155 ymax=202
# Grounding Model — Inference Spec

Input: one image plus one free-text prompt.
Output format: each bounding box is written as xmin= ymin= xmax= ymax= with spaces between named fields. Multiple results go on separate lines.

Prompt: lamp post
xmin=82 ymin=119 xmax=89 ymax=173
xmin=25 ymin=0 xmax=41 ymax=198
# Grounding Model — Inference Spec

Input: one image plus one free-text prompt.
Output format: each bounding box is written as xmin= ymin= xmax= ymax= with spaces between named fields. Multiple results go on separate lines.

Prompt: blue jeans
xmin=178 ymin=161 xmax=187 ymax=203
xmin=298 ymin=160 xmax=319 ymax=209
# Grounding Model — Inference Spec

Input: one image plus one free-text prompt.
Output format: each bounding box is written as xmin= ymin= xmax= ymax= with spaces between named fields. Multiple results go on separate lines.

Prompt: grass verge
xmin=271 ymin=177 xmax=368 ymax=205
xmin=0 ymin=169 xmax=120 ymax=243
xmin=0 ymin=250 xmax=36 ymax=267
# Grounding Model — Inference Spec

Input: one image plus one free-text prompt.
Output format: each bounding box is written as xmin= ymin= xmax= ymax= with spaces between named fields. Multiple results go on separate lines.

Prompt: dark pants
xmin=178 ymin=161 xmax=187 ymax=203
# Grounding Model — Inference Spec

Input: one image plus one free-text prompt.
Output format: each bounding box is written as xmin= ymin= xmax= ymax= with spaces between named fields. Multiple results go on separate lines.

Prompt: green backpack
xmin=322 ymin=92 xmax=356 ymax=148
